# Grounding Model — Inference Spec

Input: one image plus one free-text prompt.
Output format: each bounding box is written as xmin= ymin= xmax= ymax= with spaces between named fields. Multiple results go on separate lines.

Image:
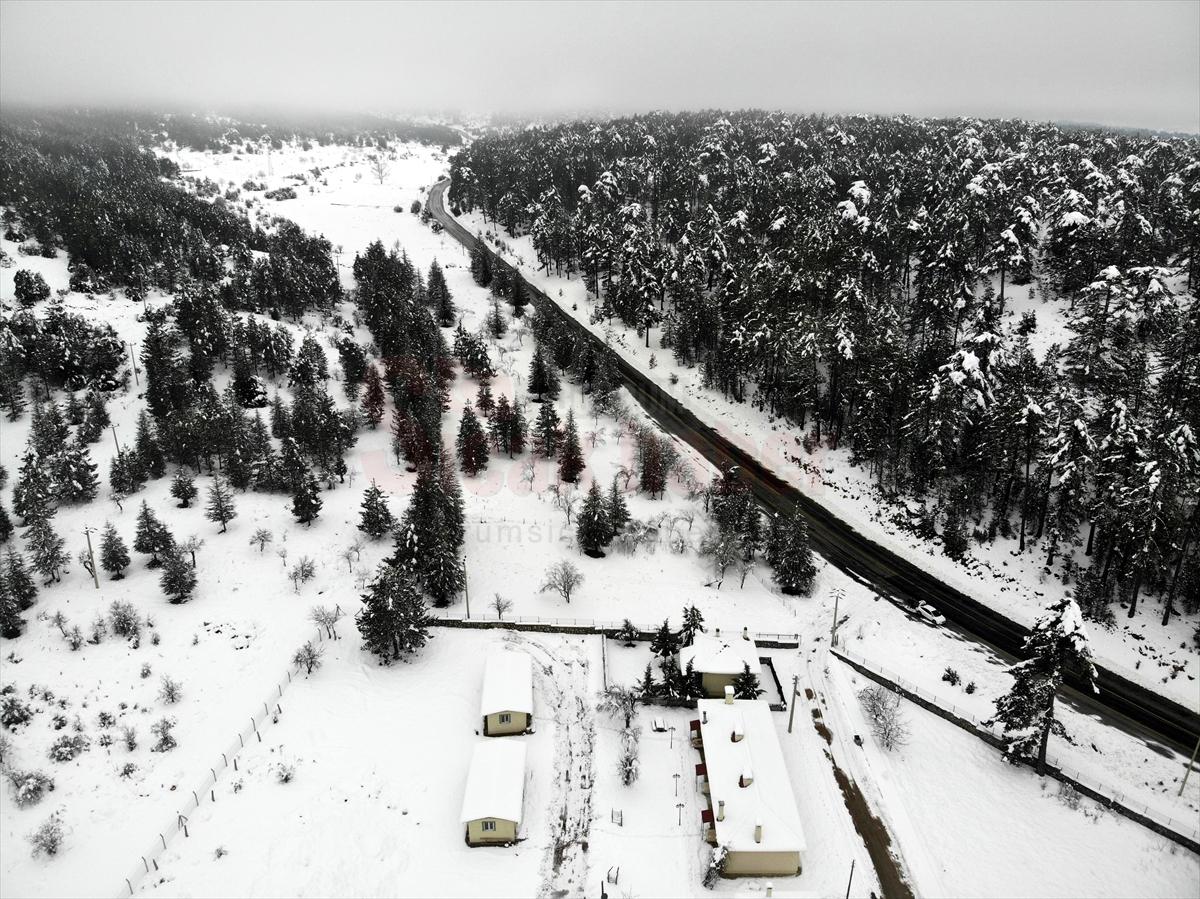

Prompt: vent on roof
xmin=742 ymin=626 xmax=749 ymax=640
xmin=717 ymin=799 xmax=725 ymax=821
xmin=754 ymin=821 xmax=763 ymax=844
xmin=724 ymin=685 xmax=735 ymax=705
xmin=731 ymin=724 xmax=744 ymax=743
xmin=739 ymin=767 xmax=754 ymax=788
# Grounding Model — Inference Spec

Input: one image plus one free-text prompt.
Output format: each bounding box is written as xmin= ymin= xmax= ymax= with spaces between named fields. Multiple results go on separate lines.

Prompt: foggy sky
xmin=1 ymin=0 xmax=1197 ymax=133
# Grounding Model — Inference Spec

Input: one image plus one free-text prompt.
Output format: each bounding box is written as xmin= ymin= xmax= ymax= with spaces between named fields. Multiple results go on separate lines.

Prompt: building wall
xmin=483 ymin=711 xmax=530 ymax=736
xmin=722 ymin=849 xmax=802 ymax=877
xmin=700 ymin=672 xmax=738 ymax=698
xmin=465 ymin=817 xmax=519 ymax=846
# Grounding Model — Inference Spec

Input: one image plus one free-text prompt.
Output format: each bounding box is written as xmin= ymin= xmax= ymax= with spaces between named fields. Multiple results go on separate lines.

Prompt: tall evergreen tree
xmin=732 ymin=663 xmax=765 ymax=699
xmin=291 ymin=472 xmax=323 ymax=526
xmin=533 ymin=402 xmax=561 ymax=458
xmin=133 ymin=501 xmax=174 ymax=567
xmin=358 ymin=480 xmax=395 ymax=539
xmin=0 ymin=573 xmax=23 ymax=638
xmin=989 ymin=597 xmax=1094 ymax=775
xmin=4 ymin=549 xmax=38 ymax=609
xmin=160 ymin=549 xmax=197 ymax=604
xmin=170 ymin=469 xmax=197 ymax=507
xmin=356 ymin=564 xmax=434 ymax=663
xmin=766 ymin=511 xmax=817 ymax=595
xmin=456 ymin=405 xmax=489 ymax=476
xmin=99 ymin=522 xmax=130 ymax=580
xmin=361 ymin=364 xmax=385 ymax=428
xmin=25 ymin=516 xmax=67 ymax=584
xmin=558 ymin=409 xmax=585 ymax=483
xmin=679 ymin=604 xmax=705 ymax=645
xmin=576 ymin=480 xmax=610 ymax=557
xmin=650 ymin=618 xmax=679 ymax=657
xmin=606 ymin=479 xmax=630 ymax=540
xmin=205 ymin=476 xmax=237 ymax=533
xmin=134 ymin=411 xmax=166 ymax=479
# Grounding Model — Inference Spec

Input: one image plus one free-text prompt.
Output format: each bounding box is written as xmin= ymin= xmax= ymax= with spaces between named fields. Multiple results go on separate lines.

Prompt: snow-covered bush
xmin=47 ymin=734 xmax=89 ymax=762
xmin=121 ymin=726 xmax=137 ymax=751
xmin=8 ymin=769 xmax=55 ymax=807
xmin=2 ymin=695 xmax=34 ymax=730
xmin=118 ymin=762 xmax=136 ymax=779
xmin=139 ymin=663 xmax=151 ymax=679
xmin=275 ymin=761 xmax=296 ymax=784
xmin=702 ymin=845 xmax=728 ymax=888
xmin=942 ymin=667 xmax=961 ymax=687
xmin=28 ymin=810 xmax=65 ymax=857
xmin=150 ymin=718 xmax=176 ymax=753
xmin=158 ymin=676 xmax=182 ymax=705
xmin=97 ymin=711 xmax=115 ymax=729
xmin=108 ymin=601 xmax=140 ymax=639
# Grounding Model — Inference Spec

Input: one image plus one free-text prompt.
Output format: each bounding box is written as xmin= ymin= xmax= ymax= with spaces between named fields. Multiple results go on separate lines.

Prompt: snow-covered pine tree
xmin=558 ymin=409 xmax=585 ymax=483
xmin=0 ymin=501 xmax=11 ymax=544
xmin=205 ymin=476 xmax=237 ymax=533
xmin=576 ymin=480 xmax=610 ymax=557
xmin=51 ymin=439 xmax=98 ymax=504
xmin=989 ymin=597 xmax=1094 ymax=775
xmin=25 ymin=517 xmax=67 ymax=584
xmin=679 ymin=605 xmax=705 ymax=645
xmin=456 ymin=405 xmax=489 ymax=476
xmin=650 ymin=618 xmax=679 ymax=658
xmin=134 ymin=411 xmax=166 ymax=480
xmin=291 ymin=472 xmax=323 ymax=526
xmin=361 ymin=364 xmax=385 ymax=428
xmin=0 ymin=573 xmax=23 ymax=638
xmin=635 ymin=662 xmax=657 ymax=698
xmin=605 ymin=479 xmax=630 ymax=541
xmin=533 ymin=402 xmax=561 ymax=458
xmin=4 ymin=549 xmax=37 ymax=609
xmin=160 ymin=549 xmax=197 ymax=604
xmin=358 ymin=480 xmax=395 ymax=539
xmin=133 ymin=501 xmax=174 ymax=567
xmin=356 ymin=564 xmax=433 ymax=663
xmin=766 ymin=511 xmax=817 ymax=596
xmin=732 ymin=663 xmax=765 ymax=699
xmin=170 ymin=469 xmax=197 ymax=508
xmin=99 ymin=522 xmax=130 ymax=580
xmin=490 ymin=395 xmax=513 ymax=454
xmin=12 ymin=449 xmax=55 ymax=524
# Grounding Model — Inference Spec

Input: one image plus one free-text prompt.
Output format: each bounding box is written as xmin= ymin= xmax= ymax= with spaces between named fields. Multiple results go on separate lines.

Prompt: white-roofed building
xmin=679 ymin=630 xmax=761 ymax=698
xmin=480 ymin=648 xmax=533 ymax=736
xmin=460 ymin=740 xmax=527 ymax=846
xmin=690 ymin=695 xmax=806 ymax=877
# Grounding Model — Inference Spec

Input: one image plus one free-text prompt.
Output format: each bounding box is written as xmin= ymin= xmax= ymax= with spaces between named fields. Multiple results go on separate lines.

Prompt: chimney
xmin=702 ymin=710 xmax=708 ymax=724
xmin=742 ymin=626 xmax=749 ymax=641
xmin=714 ymin=627 xmax=721 ymax=639
xmin=716 ymin=800 xmax=725 ymax=821
xmin=766 ymin=884 xmax=773 ymax=898
xmin=754 ymin=822 xmax=763 ymax=844
xmin=724 ymin=685 xmax=735 ymax=705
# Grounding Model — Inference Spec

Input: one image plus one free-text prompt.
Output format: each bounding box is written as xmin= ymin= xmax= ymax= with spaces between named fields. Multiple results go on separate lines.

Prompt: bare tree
xmin=180 ymin=535 xmax=204 ymax=568
xmin=369 ymin=154 xmax=390 ymax=185
xmin=310 ymin=605 xmax=343 ymax=640
xmin=293 ymin=640 xmax=325 ymax=675
xmin=553 ymin=487 xmax=579 ymax=526
xmin=615 ymin=464 xmax=636 ymax=491
xmin=250 ymin=528 xmax=273 ymax=553
xmin=289 ymin=556 xmax=316 ymax=593
xmin=858 ymin=686 xmax=909 ymax=750
xmin=540 ymin=560 xmax=583 ymax=604
xmin=490 ymin=593 xmax=513 ymax=620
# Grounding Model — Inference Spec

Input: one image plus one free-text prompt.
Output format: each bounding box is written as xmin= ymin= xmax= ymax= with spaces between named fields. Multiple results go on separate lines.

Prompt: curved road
xmin=429 ymin=179 xmax=1199 ymax=753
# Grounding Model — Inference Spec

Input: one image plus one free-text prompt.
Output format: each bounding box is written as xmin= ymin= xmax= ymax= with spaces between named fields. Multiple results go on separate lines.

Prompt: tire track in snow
xmin=505 ymin=633 xmax=596 ymax=898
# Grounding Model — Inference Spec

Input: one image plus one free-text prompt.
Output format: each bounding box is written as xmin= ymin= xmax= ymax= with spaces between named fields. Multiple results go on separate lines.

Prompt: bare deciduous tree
xmin=369 ymin=154 xmax=390 ymax=185
xmin=250 ymin=528 xmax=273 ymax=553
xmin=858 ymin=686 xmax=909 ymax=750
xmin=293 ymin=640 xmax=325 ymax=675
xmin=310 ymin=605 xmax=343 ymax=639
xmin=490 ymin=593 xmax=513 ymax=620
xmin=540 ymin=560 xmax=583 ymax=604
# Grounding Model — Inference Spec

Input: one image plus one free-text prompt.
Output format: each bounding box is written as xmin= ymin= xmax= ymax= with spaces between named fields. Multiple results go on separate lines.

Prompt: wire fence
xmin=117 ymin=620 xmax=341 ymax=898
xmin=431 ymin=612 xmax=801 ymax=647
xmin=831 ymin=645 xmax=1200 ymax=850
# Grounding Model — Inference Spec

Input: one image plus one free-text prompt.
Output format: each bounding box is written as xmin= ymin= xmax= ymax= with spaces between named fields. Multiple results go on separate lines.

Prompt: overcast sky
xmin=1 ymin=0 xmax=1197 ymax=132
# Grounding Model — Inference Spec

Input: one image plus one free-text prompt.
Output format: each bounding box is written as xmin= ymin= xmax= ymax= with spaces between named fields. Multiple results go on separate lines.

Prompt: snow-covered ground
xmin=456 ymin=209 xmax=1199 ymax=709
xmin=2 ymin=140 xmax=1197 ymax=898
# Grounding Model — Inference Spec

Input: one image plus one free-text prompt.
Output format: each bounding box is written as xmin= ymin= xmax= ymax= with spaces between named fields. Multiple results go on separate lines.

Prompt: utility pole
xmin=127 ymin=342 xmax=139 ymax=385
xmin=110 ymin=425 xmax=121 ymax=455
xmin=830 ymin=587 xmax=843 ymax=648
xmin=1180 ymin=734 xmax=1200 ymax=797
xmin=845 ymin=859 xmax=855 ymax=899
xmin=787 ymin=675 xmax=800 ymax=733
xmin=83 ymin=526 xmax=100 ymax=590
xmin=463 ymin=556 xmax=470 ymax=619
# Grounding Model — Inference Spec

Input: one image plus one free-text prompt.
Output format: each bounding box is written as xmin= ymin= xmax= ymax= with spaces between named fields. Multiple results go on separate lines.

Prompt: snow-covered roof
xmin=698 ymin=698 xmax=806 ymax=855
xmin=479 ymin=649 xmax=534 ymax=717
xmin=680 ymin=632 xmax=760 ymax=676
xmin=459 ymin=740 xmax=526 ymax=825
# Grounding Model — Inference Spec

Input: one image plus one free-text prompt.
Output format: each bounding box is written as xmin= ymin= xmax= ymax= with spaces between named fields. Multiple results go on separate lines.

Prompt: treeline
xmin=450 ymin=111 xmax=1200 ymax=629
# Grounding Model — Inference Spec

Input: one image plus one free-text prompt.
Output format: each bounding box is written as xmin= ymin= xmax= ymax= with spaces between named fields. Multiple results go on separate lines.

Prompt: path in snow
xmin=505 ymin=633 xmax=597 ymax=898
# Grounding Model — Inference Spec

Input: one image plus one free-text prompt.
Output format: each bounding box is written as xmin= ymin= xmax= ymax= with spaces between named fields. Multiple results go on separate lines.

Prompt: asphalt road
xmin=428 ymin=179 xmax=1199 ymax=753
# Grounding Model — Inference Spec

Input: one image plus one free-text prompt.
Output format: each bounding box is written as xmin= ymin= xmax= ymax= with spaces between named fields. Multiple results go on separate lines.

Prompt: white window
xmin=482 ymin=820 xmax=497 ymax=832
xmin=499 ymin=713 xmax=512 ymax=724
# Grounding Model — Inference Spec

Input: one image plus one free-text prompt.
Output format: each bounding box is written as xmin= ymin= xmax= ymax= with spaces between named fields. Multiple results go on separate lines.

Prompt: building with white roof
xmin=479 ymin=648 xmax=533 ymax=736
xmin=679 ymin=630 xmax=762 ymax=698
xmin=460 ymin=740 xmax=527 ymax=846
xmin=690 ymin=694 xmax=806 ymax=877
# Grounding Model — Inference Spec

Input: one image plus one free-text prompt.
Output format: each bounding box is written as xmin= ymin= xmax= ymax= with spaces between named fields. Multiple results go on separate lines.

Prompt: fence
xmin=831 ymin=646 xmax=1200 ymax=854
xmin=431 ymin=613 xmax=801 ymax=648
xmin=117 ymin=621 xmax=340 ymax=897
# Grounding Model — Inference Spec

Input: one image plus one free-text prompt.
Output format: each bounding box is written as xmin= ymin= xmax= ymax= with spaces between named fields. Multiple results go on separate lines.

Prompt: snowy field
xmin=1 ymin=139 xmax=1197 ymax=898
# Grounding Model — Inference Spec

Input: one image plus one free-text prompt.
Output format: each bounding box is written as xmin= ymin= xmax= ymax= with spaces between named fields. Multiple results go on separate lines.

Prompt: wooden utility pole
xmin=1180 ymin=735 xmax=1200 ymax=797
xmin=83 ymin=527 xmax=99 ymax=590
xmin=845 ymin=859 xmax=855 ymax=899
xmin=787 ymin=675 xmax=800 ymax=733
xmin=830 ymin=588 xmax=842 ymax=648
xmin=463 ymin=555 xmax=470 ymax=619
xmin=110 ymin=425 xmax=121 ymax=454
xmin=127 ymin=342 xmax=139 ymax=385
